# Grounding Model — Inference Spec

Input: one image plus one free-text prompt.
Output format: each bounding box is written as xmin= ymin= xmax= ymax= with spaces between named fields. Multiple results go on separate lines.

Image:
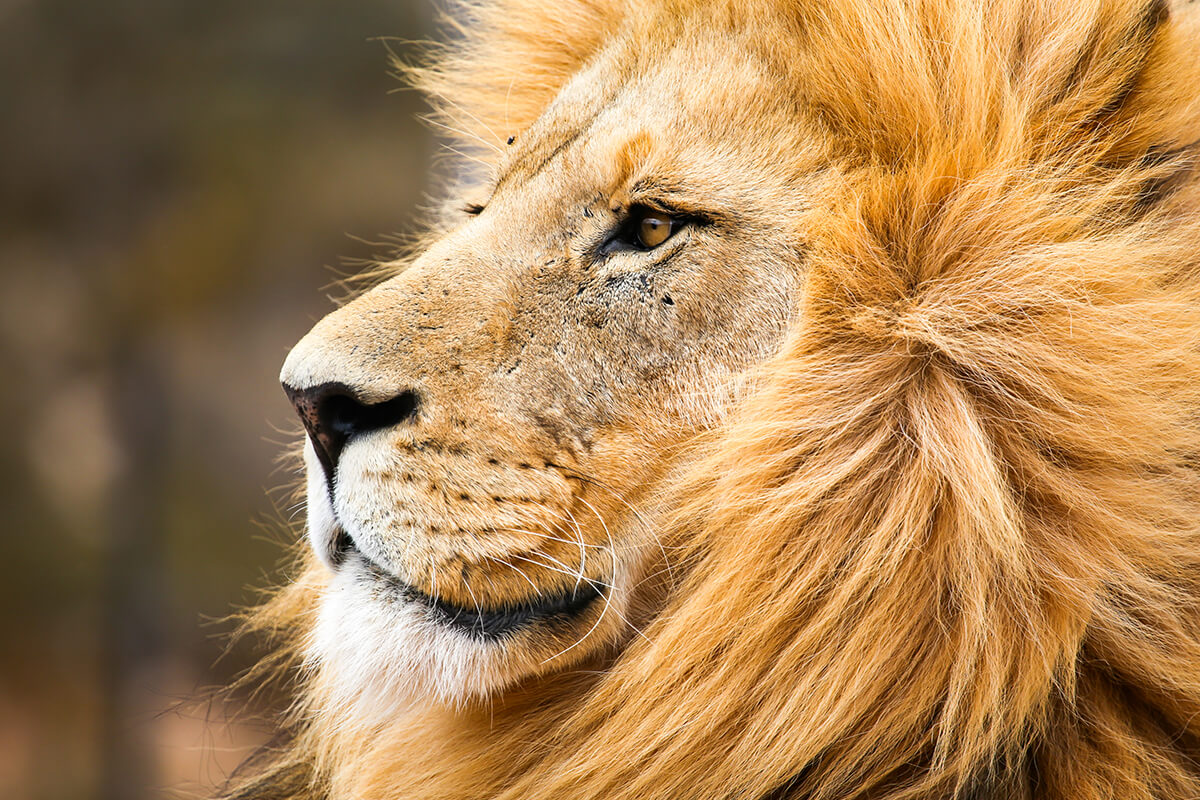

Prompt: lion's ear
xmin=790 ymin=0 xmax=1194 ymax=166
xmin=1017 ymin=0 xmax=1169 ymax=137
xmin=1109 ymin=2 xmax=1200 ymax=159
xmin=1020 ymin=0 xmax=1200 ymax=164
xmin=402 ymin=0 xmax=625 ymax=154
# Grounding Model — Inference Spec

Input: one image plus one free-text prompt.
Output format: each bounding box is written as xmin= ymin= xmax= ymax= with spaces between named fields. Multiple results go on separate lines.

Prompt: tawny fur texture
xmin=226 ymin=1 xmax=1200 ymax=798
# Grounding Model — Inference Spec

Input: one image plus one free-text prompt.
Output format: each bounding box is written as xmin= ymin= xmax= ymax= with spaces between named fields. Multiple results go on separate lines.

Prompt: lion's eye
xmin=637 ymin=211 xmax=674 ymax=248
xmin=606 ymin=204 xmax=682 ymax=253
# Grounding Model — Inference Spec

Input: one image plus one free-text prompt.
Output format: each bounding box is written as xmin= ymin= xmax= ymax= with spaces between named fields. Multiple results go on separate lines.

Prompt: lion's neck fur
xmin=226 ymin=1 xmax=1200 ymax=798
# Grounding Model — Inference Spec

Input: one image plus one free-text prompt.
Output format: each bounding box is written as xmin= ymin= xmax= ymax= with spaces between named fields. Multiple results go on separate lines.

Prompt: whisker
xmin=476 ymin=567 xmax=504 ymax=604
xmin=500 ymin=523 xmax=606 ymax=551
xmin=480 ymin=526 xmax=547 ymax=597
xmin=506 ymin=553 xmax=598 ymax=588
xmin=441 ymin=143 xmax=493 ymax=170
xmin=573 ymin=496 xmax=615 ymax=594
xmin=567 ymin=470 xmax=678 ymax=589
xmin=516 ymin=512 xmax=652 ymax=651
xmin=489 ymin=556 xmax=544 ymax=596
xmin=433 ymin=96 xmax=505 ymax=148
xmin=507 ymin=549 xmax=641 ymax=648
xmin=514 ymin=548 xmax=587 ymax=585
xmin=555 ymin=506 xmax=590 ymax=590
xmin=461 ymin=566 xmax=483 ymax=617
xmin=285 ymin=500 xmax=307 ymax=523
xmin=512 ymin=499 xmax=653 ymax=646
xmin=424 ymin=115 xmax=503 ymax=153
xmin=429 ymin=554 xmax=439 ymax=605
xmin=573 ymin=498 xmax=652 ymax=646
xmin=541 ymin=587 xmax=613 ymax=665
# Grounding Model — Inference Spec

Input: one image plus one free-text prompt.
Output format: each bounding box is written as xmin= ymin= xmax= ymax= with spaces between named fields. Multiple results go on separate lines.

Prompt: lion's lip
xmin=329 ymin=525 xmax=357 ymax=567
xmin=357 ymin=557 xmax=606 ymax=639
xmin=331 ymin=518 xmax=607 ymax=638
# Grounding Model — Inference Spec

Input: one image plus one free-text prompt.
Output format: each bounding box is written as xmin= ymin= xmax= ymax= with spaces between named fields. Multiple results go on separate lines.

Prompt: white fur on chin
xmin=307 ymin=563 xmax=513 ymax=720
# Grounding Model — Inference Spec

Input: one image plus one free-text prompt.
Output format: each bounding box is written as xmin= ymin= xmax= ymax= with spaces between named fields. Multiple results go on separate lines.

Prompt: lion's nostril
xmin=282 ymin=381 xmax=420 ymax=484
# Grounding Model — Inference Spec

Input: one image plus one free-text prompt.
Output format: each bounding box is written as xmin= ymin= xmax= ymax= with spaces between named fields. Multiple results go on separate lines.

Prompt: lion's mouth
xmin=393 ymin=573 xmax=604 ymax=639
xmin=335 ymin=527 xmax=606 ymax=639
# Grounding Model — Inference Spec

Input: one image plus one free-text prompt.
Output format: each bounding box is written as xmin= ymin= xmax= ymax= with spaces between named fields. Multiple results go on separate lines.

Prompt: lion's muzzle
xmin=282 ymin=380 xmax=421 ymax=488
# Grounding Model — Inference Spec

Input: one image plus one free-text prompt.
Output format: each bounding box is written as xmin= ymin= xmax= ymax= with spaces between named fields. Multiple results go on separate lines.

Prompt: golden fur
xmin=226 ymin=1 xmax=1200 ymax=798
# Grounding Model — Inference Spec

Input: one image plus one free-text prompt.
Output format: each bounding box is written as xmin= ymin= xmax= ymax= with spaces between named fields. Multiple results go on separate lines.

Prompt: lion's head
xmin=235 ymin=1 xmax=1200 ymax=799
xmin=279 ymin=18 xmax=809 ymax=708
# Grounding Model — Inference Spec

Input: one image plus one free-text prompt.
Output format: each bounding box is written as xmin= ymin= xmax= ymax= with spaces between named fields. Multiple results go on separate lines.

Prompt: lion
xmin=225 ymin=0 xmax=1200 ymax=798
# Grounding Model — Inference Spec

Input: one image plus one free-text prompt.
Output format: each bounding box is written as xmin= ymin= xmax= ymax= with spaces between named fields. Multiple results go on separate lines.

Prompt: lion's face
xmin=280 ymin=31 xmax=812 ymax=710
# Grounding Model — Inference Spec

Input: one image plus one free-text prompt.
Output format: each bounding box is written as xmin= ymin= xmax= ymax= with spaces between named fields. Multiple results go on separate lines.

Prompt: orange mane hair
xmin=226 ymin=1 xmax=1200 ymax=797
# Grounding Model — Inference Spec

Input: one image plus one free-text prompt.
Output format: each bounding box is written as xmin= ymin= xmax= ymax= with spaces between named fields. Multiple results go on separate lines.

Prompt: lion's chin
xmin=305 ymin=554 xmax=610 ymax=718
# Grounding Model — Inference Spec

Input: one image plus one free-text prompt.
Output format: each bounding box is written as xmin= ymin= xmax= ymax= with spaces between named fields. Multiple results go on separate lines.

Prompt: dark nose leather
xmin=282 ymin=381 xmax=420 ymax=484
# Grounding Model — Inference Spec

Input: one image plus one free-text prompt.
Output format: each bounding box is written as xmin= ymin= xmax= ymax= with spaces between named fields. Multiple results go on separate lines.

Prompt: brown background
xmin=0 ymin=1 xmax=439 ymax=797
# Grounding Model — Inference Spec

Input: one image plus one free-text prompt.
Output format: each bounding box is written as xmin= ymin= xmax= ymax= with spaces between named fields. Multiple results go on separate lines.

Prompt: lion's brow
xmin=492 ymin=57 xmax=629 ymax=192
xmin=495 ymin=120 xmax=596 ymax=191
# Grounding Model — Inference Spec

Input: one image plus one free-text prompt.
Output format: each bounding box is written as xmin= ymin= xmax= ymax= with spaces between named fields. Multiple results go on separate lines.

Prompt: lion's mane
xmin=226 ymin=1 xmax=1200 ymax=798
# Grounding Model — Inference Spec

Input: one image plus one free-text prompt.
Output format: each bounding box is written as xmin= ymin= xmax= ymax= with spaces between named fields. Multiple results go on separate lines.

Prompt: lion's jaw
xmin=279 ymin=33 xmax=807 ymax=711
xmin=298 ymin=431 xmax=654 ymax=715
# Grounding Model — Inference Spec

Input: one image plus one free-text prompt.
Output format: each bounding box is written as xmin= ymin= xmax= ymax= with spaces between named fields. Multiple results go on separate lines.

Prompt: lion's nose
xmin=282 ymin=381 xmax=420 ymax=483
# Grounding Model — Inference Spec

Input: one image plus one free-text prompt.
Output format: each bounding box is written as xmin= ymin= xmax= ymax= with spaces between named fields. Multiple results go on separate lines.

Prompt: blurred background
xmin=0 ymin=1 xmax=439 ymax=797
